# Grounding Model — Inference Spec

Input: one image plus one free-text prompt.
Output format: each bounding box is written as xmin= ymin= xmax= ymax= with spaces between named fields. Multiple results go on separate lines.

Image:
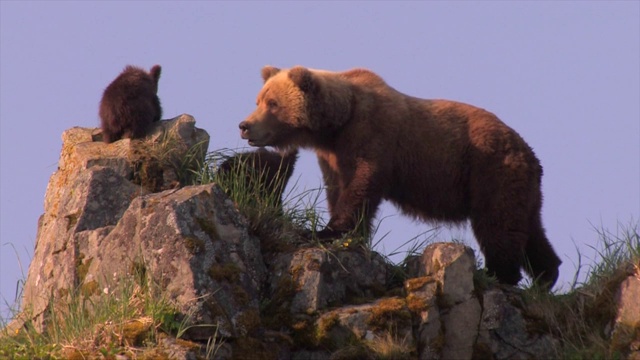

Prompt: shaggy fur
xmin=218 ymin=148 xmax=298 ymax=208
xmin=238 ymin=65 xmax=562 ymax=289
xmin=99 ymin=65 xmax=162 ymax=143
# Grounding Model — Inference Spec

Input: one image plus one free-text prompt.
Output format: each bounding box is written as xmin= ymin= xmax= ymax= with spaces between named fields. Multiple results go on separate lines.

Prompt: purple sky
xmin=1 ymin=2 xmax=638 ymax=321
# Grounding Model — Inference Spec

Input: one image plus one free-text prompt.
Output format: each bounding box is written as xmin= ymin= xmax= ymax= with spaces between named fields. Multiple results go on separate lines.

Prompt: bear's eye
xmin=267 ymin=99 xmax=278 ymax=109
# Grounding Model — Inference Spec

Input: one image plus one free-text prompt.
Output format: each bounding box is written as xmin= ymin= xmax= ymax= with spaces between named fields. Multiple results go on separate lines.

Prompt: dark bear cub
xmin=218 ymin=148 xmax=298 ymax=209
xmin=99 ymin=65 xmax=162 ymax=143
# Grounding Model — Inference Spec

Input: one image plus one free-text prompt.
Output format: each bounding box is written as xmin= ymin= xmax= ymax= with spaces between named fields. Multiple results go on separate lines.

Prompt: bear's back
xmin=99 ymin=65 xmax=162 ymax=143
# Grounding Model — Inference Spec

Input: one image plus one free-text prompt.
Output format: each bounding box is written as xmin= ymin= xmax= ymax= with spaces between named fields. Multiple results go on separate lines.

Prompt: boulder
xmin=269 ymin=247 xmax=388 ymax=315
xmin=315 ymin=297 xmax=413 ymax=348
xmin=85 ymin=183 xmax=267 ymax=340
xmin=418 ymin=242 xmax=476 ymax=306
xmin=476 ymin=288 xmax=559 ymax=359
xmin=10 ymin=115 xmax=210 ymax=334
xmin=611 ymin=268 xmax=640 ymax=358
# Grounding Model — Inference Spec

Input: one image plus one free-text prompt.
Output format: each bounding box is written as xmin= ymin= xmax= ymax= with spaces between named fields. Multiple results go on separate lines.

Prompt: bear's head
xmin=119 ymin=65 xmax=162 ymax=94
xmin=239 ymin=66 xmax=351 ymax=149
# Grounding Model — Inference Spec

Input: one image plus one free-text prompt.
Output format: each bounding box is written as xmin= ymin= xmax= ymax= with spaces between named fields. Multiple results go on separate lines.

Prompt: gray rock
xmin=612 ymin=271 xmax=640 ymax=358
xmin=405 ymin=277 xmax=441 ymax=359
xmin=10 ymin=115 xmax=210 ymax=335
xmin=316 ymin=297 xmax=413 ymax=350
xmin=440 ymin=296 xmax=481 ymax=360
xmin=17 ymin=166 xmax=147 ymax=333
xmin=86 ymin=184 xmax=267 ymax=340
xmin=420 ymin=242 xmax=476 ymax=307
xmin=270 ymin=248 xmax=388 ymax=315
xmin=407 ymin=244 xmax=481 ymax=360
xmin=477 ymin=288 xmax=559 ymax=359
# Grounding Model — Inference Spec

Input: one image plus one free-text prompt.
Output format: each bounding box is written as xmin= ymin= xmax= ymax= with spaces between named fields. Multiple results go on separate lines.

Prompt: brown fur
xmin=99 ymin=65 xmax=162 ymax=143
xmin=239 ymin=65 xmax=562 ymax=289
xmin=218 ymin=148 xmax=298 ymax=209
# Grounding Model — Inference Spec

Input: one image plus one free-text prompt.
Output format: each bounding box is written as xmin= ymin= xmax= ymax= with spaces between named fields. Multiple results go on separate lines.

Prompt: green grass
xmin=0 ymin=261 xmax=223 ymax=359
xmin=519 ymin=220 xmax=639 ymax=359
xmin=192 ymin=148 xmax=338 ymax=255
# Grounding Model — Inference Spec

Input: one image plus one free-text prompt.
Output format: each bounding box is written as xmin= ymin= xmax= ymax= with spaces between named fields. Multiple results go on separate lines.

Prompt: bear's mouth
xmin=242 ymin=133 xmax=271 ymax=147
xmin=246 ymin=138 xmax=267 ymax=147
xmin=240 ymin=132 xmax=259 ymax=146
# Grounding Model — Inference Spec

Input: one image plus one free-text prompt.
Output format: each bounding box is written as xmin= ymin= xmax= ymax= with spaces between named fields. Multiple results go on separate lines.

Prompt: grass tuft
xmin=0 ymin=262 xmax=223 ymax=358
xmin=519 ymin=220 xmax=639 ymax=359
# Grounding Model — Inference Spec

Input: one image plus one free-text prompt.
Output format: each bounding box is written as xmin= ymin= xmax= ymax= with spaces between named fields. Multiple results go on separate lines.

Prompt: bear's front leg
xmin=314 ymin=161 xmax=382 ymax=241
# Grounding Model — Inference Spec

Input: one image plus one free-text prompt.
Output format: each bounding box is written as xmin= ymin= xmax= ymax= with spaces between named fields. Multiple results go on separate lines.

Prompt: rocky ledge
xmin=4 ymin=115 xmax=639 ymax=359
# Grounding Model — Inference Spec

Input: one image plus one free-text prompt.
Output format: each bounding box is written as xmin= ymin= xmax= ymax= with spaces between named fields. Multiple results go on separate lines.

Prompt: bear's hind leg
xmin=129 ymin=120 xmax=151 ymax=139
xmin=102 ymin=122 xmax=124 ymax=144
xmin=128 ymin=104 xmax=154 ymax=140
xmin=524 ymin=214 xmax=561 ymax=289
xmin=471 ymin=217 xmax=526 ymax=286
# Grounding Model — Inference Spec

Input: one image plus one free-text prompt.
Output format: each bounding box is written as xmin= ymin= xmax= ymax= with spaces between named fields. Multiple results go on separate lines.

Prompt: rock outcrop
xmin=611 ymin=264 xmax=640 ymax=359
xmin=6 ymin=116 xmax=639 ymax=359
xmin=12 ymin=114 xmax=210 ymax=335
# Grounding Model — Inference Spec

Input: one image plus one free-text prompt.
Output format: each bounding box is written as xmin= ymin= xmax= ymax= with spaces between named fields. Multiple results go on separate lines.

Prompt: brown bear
xmin=217 ymin=148 xmax=298 ymax=209
xmin=238 ymin=65 xmax=562 ymax=289
xmin=99 ymin=65 xmax=162 ymax=143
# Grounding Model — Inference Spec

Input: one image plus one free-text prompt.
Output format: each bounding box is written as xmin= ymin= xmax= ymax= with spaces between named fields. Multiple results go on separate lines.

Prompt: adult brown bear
xmin=238 ymin=65 xmax=561 ymax=289
xmin=99 ymin=65 xmax=162 ymax=143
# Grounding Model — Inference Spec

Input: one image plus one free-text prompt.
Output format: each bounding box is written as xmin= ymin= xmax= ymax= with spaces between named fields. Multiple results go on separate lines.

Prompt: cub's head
xmin=239 ymin=65 xmax=350 ymax=149
xmin=118 ymin=65 xmax=162 ymax=94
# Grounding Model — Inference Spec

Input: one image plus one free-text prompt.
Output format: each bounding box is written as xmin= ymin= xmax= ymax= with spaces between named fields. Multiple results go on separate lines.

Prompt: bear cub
xmin=99 ymin=65 xmax=162 ymax=143
xmin=218 ymin=148 xmax=298 ymax=209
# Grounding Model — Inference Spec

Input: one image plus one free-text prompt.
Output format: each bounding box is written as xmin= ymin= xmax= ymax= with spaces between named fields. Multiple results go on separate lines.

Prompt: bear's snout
xmin=239 ymin=121 xmax=250 ymax=137
xmin=239 ymin=120 xmax=264 ymax=146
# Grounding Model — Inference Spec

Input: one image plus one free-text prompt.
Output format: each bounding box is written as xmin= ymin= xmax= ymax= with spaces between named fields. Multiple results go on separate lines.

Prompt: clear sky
xmin=1 ymin=1 xmax=638 ymax=321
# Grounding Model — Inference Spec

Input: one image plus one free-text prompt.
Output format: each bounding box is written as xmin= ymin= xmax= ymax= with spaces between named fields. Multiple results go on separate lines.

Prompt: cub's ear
xmin=288 ymin=66 xmax=315 ymax=92
xmin=261 ymin=66 xmax=281 ymax=83
xmin=150 ymin=65 xmax=162 ymax=84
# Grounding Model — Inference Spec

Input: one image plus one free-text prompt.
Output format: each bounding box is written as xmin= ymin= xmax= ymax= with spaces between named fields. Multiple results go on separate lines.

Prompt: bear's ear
xmin=261 ymin=66 xmax=281 ymax=83
xmin=288 ymin=66 xmax=315 ymax=93
xmin=150 ymin=65 xmax=162 ymax=84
